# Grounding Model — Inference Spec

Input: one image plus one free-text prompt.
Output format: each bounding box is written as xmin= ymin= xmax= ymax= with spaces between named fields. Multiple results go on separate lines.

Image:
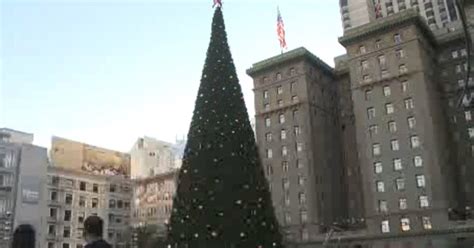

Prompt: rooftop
xmin=246 ymin=47 xmax=334 ymax=77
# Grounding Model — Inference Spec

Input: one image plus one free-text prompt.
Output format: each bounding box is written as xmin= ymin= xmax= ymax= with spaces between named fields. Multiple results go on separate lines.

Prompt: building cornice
xmin=246 ymin=47 xmax=334 ymax=77
xmin=339 ymin=10 xmax=436 ymax=48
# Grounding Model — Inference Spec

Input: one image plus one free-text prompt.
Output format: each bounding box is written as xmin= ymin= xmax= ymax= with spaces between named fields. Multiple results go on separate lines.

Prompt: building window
xmin=49 ymin=208 xmax=57 ymax=218
xmin=263 ymin=90 xmax=269 ymax=99
xmin=293 ymin=110 xmax=298 ymax=120
xmin=399 ymin=198 xmax=407 ymax=210
xmin=279 ymin=114 xmax=285 ymax=124
xmin=464 ymin=62 xmax=468 ymax=71
xmin=383 ymin=86 xmax=391 ymax=96
xmin=456 ymin=64 xmax=462 ymax=73
xmin=361 ymin=60 xmax=369 ymax=71
xmin=404 ymin=98 xmax=414 ymax=109
xmin=281 ymin=129 xmax=287 ymax=140
xmin=416 ymin=175 xmax=426 ymax=188
xmin=399 ymin=64 xmax=408 ymax=74
xmin=381 ymin=70 xmax=390 ymax=78
xmin=79 ymin=196 xmax=86 ymax=207
xmin=109 ymin=184 xmax=116 ymax=193
xmin=388 ymin=121 xmax=397 ymax=133
xmin=92 ymin=184 xmax=98 ymax=193
xmin=381 ymin=220 xmax=390 ymax=233
xmin=365 ymin=90 xmax=372 ymax=100
xmin=290 ymin=81 xmax=297 ymax=91
xmin=301 ymin=228 xmax=309 ymax=241
xmin=63 ymin=226 xmax=71 ymax=238
xmin=298 ymin=175 xmax=305 ymax=186
xmin=401 ymin=81 xmax=408 ymax=92
xmin=394 ymin=33 xmax=402 ymax=43
xmin=376 ymin=181 xmax=385 ymax=192
xmin=50 ymin=191 xmax=58 ymax=201
xmin=277 ymin=100 xmax=283 ymax=107
xmin=63 ymin=244 xmax=70 ymax=248
xmin=282 ymin=178 xmax=290 ymax=190
xmin=290 ymin=68 xmax=296 ymax=76
xmin=109 ymin=199 xmax=116 ymax=208
xmin=393 ymin=158 xmax=403 ymax=171
xmin=92 ymin=198 xmax=98 ymax=208
xmin=79 ymin=181 xmax=86 ymax=191
xmin=410 ymin=136 xmax=420 ymax=148
xmin=284 ymin=212 xmax=291 ymax=225
xmin=375 ymin=39 xmax=382 ymax=49
xmin=367 ymin=107 xmax=376 ymax=119
xmin=291 ymin=95 xmax=299 ymax=103
xmin=369 ymin=125 xmax=379 ymax=137
xmin=373 ymin=143 xmax=381 ymax=156
xmin=452 ymin=50 xmax=459 ymax=58
xmin=363 ymin=74 xmax=372 ymax=83
xmin=400 ymin=217 xmax=410 ymax=232
xmin=391 ymin=139 xmax=400 ymax=151
xmin=284 ymin=194 xmax=290 ymax=206
xmin=469 ymin=128 xmax=474 ymax=139
xmin=296 ymin=143 xmax=303 ymax=152
xmin=414 ymin=156 xmax=423 ymax=167
xmin=265 ymin=117 xmax=271 ymax=127
xmin=407 ymin=117 xmax=416 ymax=129
xmin=395 ymin=178 xmax=405 ymax=191
xmin=378 ymin=55 xmax=386 ymax=67
xmin=294 ymin=126 xmax=301 ymax=136
xmin=465 ymin=111 xmax=472 ymax=121
xmin=276 ymin=73 xmax=282 ymax=80
xmin=419 ymin=195 xmax=429 ymax=208
xmin=300 ymin=210 xmax=308 ymax=223
xmin=458 ymin=79 xmax=466 ymax=88
xmin=278 ymin=161 xmax=288 ymax=173
xmin=396 ymin=49 xmax=405 ymax=59
xmin=78 ymin=212 xmax=85 ymax=223
xmin=359 ymin=45 xmax=366 ymax=54
xmin=282 ymin=146 xmax=288 ymax=156
xmin=379 ymin=200 xmax=388 ymax=212
xmin=277 ymin=86 xmax=283 ymax=94
xmin=422 ymin=216 xmax=432 ymax=230
xmin=265 ymin=133 xmax=272 ymax=142
xmin=374 ymin=162 xmax=383 ymax=174
xmin=266 ymin=165 xmax=273 ymax=176
xmin=264 ymin=104 xmax=270 ymax=111
xmin=296 ymin=159 xmax=303 ymax=169
xmin=299 ymin=192 xmax=306 ymax=204
xmin=48 ymin=243 xmax=55 ymax=248
xmin=64 ymin=210 xmax=71 ymax=221
xmin=386 ymin=103 xmax=394 ymax=114
xmin=48 ymin=225 xmax=56 ymax=235
xmin=266 ymin=149 xmax=273 ymax=159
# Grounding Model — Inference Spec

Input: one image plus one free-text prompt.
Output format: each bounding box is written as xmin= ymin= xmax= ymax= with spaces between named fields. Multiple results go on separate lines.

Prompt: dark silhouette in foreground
xmin=84 ymin=216 xmax=111 ymax=248
xmin=12 ymin=224 xmax=35 ymax=248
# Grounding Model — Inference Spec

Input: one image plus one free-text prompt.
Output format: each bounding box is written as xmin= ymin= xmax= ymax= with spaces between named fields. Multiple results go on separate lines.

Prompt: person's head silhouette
xmin=12 ymin=224 xmax=35 ymax=248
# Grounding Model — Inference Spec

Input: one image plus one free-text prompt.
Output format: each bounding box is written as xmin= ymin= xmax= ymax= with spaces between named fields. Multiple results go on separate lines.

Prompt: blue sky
xmin=1 ymin=0 xmax=345 ymax=152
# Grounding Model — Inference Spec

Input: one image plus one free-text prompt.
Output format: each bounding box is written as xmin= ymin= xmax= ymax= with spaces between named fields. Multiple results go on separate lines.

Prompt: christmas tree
xmin=166 ymin=6 xmax=284 ymax=248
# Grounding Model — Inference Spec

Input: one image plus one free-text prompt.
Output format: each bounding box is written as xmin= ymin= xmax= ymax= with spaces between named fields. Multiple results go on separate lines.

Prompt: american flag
xmin=277 ymin=7 xmax=287 ymax=50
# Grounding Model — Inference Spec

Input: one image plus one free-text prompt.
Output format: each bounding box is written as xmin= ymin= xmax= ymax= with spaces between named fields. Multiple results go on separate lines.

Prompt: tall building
xmin=0 ymin=128 xmax=48 ymax=248
xmin=131 ymin=170 xmax=177 ymax=234
xmin=249 ymin=4 xmax=474 ymax=246
xmin=339 ymin=10 xmax=457 ymax=245
xmin=247 ymin=48 xmax=348 ymax=242
xmin=49 ymin=137 xmax=132 ymax=248
xmin=130 ymin=137 xmax=181 ymax=179
xmin=340 ymin=0 xmax=460 ymax=31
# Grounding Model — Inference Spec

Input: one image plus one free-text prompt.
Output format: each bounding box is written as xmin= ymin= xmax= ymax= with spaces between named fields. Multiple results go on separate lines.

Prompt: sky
xmin=0 ymin=0 xmax=345 ymax=152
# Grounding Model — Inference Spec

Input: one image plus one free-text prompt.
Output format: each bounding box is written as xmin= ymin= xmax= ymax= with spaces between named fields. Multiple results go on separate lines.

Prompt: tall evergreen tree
xmin=166 ymin=6 xmax=283 ymax=248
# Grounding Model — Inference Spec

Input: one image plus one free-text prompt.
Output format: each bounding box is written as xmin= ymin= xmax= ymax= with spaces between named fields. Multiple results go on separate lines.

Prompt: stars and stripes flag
xmin=277 ymin=7 xmax=287 ymax=50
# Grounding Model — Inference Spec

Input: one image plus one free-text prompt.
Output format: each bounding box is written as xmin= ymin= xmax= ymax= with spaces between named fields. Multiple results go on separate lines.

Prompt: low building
xmin=0 ymin=128 xmax=48 ymax=248
xmin=131 ymin=170 xmax=177 ymax=234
